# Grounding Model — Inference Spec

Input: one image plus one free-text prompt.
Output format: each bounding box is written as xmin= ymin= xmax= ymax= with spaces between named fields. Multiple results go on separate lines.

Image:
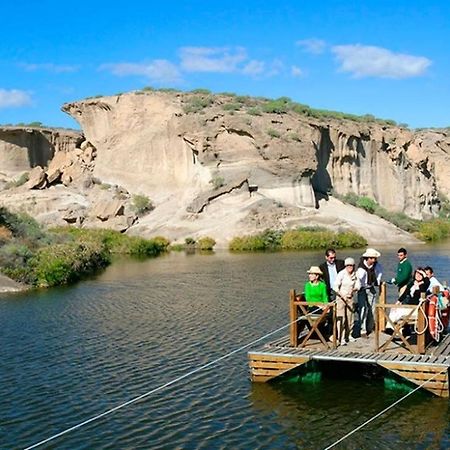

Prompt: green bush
xmin=0 ymin=243 xmax=34 ymax=283
xmin=229 ymin=235 xmax=267 ymax=252
xmin=356 ymin=196 xmax=377 ymax=213
xmin=131 ymin=194 xmax=154 ymax=215
xmin=418 ymin=220 xmax=450 ymax=241
xmin=151 ymin=236 xmax=171 ymax=250
xmin=197 ymin=236 xmax=216 ymax=251
xmin=336 ymin=193 xmax=420 ymax=233
xmin=288 ymin=133 xmax=302 ymax=142
xmin=209 ymin=174 xmax=225 ymax=190
xmin=183 ymin=95 xmax=214 ymax=113
xmin=247 ymin=107 xmax=262 ymax=116
xmin=222 ymin=103 xmax=241 ymax=111
xmin=0 ymin=208 xmax=49 ymax=247
xmin=31 ymin=240 xmax=110 ymax=287
xmin=267 ymin=128 xmax=281 ymax=138
xmin=126 ymin=237 xmax=166 ymax=257
xmin=190 ymin=88 xmax=211 ymax=95
xmin=262 ymin=100 xmax=289 ymax=114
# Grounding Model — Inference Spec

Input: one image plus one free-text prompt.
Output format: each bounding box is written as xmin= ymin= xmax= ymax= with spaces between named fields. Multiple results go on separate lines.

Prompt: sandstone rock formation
xmin=1 ymin=91 xmax=449 ymax=245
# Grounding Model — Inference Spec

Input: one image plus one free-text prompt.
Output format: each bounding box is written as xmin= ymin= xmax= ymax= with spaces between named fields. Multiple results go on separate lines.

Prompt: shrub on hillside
xmin=0 ymin=208 xmax=49 ymax=247
xmin=209 ymin=174 xmax=225 ymax=190
xmin=222 ymin=103 xmax=241 ymax=112
xmin=262 ymin=100 xmax=289 ymax=114
xmin=247 ymin=107 xmax=262 ymax=116
xmin=356 ymin=196 xmax=377 ymax=213
xmin=183 ymin=95 xmax=214 ymax=113
xmin=190 ymin=88 xmax=211 ymax=94
xmin=131 ymin=194 xmax=154 ymax=215
xmin=267 ymin=128 xmax=281 ymax=138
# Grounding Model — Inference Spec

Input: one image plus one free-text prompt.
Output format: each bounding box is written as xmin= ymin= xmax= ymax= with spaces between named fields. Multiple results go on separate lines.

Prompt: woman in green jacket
xmin=304 ymin=266 xmax=328 ymax=309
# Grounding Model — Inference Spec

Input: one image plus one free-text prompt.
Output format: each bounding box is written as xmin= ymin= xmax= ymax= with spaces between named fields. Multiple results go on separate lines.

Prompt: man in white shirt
xmin=355 ymin=248 xmax=383 ymax=337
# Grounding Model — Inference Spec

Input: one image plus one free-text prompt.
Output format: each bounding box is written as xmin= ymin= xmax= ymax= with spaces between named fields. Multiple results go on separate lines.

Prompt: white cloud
xmin=296 ymin=38 xmax=326 ymax=54
xmin=242 ymin=60 xmax=265 ymax=76
xmin=331 ymin=44 xmax=431 ymax=79
xmin=20 ymin=63 xmax=79 ymax=73
xmin=100 ymin=60 xmax=182 ymax=83
xmin=267 ymin=59 xmax=284 ymax=77
xmin=291 ymin=65 xmax=303 ymax=77
xmin=179 ymin=47 xmax=247 ymax=73
xmin=0 ymin=89 xmax=32 ymax=108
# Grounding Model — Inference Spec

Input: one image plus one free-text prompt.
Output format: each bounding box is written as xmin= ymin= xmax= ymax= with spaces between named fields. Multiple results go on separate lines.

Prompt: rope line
xmin=323 ymin=365 xmax=449 ymax=450
xmin=24 ymin=307 xmax=322 ymax=450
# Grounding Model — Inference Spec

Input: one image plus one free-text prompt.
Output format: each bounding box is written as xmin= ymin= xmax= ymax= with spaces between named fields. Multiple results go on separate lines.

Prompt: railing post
xmin=332 ymin=302 xmax=337 ymax=348
xmin=290 ymin=289 xmax=298 ymax=347
xmin=417 ymin=292 xmax=427 ymax=354
xmin=375 ymin=305 xmax=380 ymax=352
xmin=379 ymin=282 xmax=386 ymax=331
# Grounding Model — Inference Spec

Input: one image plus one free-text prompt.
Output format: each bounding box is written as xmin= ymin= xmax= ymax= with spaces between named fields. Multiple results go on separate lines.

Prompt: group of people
xmin=303 ymin=247 xmax=448 ymax=346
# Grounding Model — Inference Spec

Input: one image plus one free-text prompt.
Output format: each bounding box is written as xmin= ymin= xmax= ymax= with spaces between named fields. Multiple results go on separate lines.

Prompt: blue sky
xmin=0 ymin=0 xmax=448 ymax=129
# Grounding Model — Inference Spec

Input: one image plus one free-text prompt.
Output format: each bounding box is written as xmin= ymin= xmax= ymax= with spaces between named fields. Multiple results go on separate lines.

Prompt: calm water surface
xmin=1 ymin=246 xmax=449 ymax=449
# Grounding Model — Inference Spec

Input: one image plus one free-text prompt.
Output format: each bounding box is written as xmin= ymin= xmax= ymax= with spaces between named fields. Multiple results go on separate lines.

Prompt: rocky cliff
xmin=1 ymin=91 xmax=449 ymax=245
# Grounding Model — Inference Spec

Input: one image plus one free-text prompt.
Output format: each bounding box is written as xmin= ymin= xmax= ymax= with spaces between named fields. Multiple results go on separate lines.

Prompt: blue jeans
xmin=354 ymin=287 xmax=377 ymax=336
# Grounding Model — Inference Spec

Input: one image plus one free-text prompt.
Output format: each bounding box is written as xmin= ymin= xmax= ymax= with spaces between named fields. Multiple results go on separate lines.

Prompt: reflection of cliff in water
xmin=250 ymin=377 xmax=449 ymax=449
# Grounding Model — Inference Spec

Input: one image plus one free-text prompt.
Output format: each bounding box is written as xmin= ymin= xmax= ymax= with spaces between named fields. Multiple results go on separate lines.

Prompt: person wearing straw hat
xmin=304 ymin=266 xmax=328 ymax=307
xmin=355 ymin=248 xmax=383 ymax=338
xmin=333 ymin=257 xmax=361 ymax=345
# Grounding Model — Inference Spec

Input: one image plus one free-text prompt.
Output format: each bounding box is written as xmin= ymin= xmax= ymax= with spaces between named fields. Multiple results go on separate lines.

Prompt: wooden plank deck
xmin=248 ymin=332 xmax=450 ymax=397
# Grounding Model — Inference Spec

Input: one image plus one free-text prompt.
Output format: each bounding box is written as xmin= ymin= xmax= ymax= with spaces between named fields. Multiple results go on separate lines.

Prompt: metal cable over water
xmin=24 ymin=307 xmax=323 ymax=449
xmin=323 ymin=366 xmax=449 ymax=450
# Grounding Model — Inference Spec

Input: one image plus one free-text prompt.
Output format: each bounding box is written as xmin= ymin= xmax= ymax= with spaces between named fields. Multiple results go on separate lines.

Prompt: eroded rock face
xmin=1 ymin=91 xmax=449 ymax=244
xmin=0 ymin=126 xmax=82 ymax=174
xmin=62 ymin=92 xmax=444 ymax=219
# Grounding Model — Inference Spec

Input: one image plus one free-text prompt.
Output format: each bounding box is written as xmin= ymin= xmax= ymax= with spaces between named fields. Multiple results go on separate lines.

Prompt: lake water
xmin=1 ymin=246 xmax=449 ymax=449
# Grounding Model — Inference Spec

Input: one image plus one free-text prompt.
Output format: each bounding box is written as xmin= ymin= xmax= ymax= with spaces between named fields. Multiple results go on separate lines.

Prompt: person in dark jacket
xmin=319 ymin=248 xmax=345 ymax=301
xmin=387 ymin=268 xmax=430 ymax=328
xmin=391 ymin=247 xmax=413 ymax=298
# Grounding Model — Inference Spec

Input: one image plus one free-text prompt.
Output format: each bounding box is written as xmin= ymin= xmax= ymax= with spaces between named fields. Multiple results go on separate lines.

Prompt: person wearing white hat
xmin=333 ymin=257 xmax=361 ymax=345
xmin=355 ymin=248 xmax=383 ymax=337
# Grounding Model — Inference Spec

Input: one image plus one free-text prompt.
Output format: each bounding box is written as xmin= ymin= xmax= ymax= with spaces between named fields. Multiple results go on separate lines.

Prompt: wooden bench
xmin=376 ymin=284 xmax=429 ymax=354
xmin=289 ymin=289 xmax=337 ymax=349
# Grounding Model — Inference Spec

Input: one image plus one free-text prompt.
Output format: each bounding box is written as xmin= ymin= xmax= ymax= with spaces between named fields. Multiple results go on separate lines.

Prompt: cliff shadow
xmin=311 ymin=127 xmax=334 ymax=208
xmin=0 ymin=129 xmax=55 ymax=168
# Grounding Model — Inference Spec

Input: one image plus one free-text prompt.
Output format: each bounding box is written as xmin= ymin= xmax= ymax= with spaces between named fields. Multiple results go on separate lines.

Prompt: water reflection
xmin=1 ymin=246 xmax=449 ymax=449
xmin=250 ymin=379 xmax=449 ymax=449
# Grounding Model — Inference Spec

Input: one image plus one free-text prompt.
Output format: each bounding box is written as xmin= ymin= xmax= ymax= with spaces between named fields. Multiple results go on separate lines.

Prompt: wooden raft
xmin=248 ymin=287 xmax=450 ymax=398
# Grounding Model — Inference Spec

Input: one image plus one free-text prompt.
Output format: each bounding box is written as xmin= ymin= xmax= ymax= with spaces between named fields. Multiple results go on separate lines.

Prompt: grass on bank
xmin=0 ymin=207 xmax=170 ymax=287
xmin=171 ymin=236 xmax=216 ymax=252
xmin=229 ymin=228 xmax=367 ymax=252
xmin=336 ymin=193 xmax=450 ymax=242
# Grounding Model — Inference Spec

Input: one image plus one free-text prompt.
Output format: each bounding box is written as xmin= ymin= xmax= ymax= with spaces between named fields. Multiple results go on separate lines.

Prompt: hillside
xmin=1 ymin=90 xmax=449 ymax=246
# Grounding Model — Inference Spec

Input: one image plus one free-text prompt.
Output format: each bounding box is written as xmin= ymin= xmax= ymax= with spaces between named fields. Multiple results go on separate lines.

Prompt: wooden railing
xmin=375 ymin=288 xmax=428 ymax=354
xmin=289 ymin=289 xmax=337 ymax=349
